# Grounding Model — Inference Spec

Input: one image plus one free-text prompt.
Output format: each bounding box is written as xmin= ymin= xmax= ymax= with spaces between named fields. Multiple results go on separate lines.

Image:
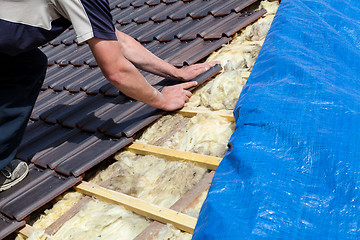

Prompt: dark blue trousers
xmin=0 ymin=49 xmax=47 ymax=170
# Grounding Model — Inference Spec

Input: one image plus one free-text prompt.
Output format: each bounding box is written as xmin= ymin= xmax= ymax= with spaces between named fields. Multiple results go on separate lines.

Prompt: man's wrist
xmin=170 ymin=67 xmax=184 ymax=81
xmin=151 ymin=87 xmax=165 ymax=109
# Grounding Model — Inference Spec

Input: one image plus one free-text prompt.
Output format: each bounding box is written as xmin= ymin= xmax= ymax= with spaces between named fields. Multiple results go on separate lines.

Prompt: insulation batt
xmin=52 ymin=199 xmax=151 ymax=240
xmin=31 ymin=191 xmax=83 ymax=230
xmin=108 ymin=152 xmax=207 ymax=208
xmin=187 ymin=0 xmax=278 ymax=111
xmin=160 ymin=113 xmax=235 ymax=158
xmin=236 ymin=15 xmax=275 ymax=42
xmin=138 ymin=114 xmax=187 ymax=145
xmin=153 ymin=224 xmax=192 ymax=240
xmin=259 ymin=0 xmax=279 ymax=15
xmin=188 ymin=39 xmax=263 ymax=111
xmin=186 ymin=62 xmax=250 ymax=110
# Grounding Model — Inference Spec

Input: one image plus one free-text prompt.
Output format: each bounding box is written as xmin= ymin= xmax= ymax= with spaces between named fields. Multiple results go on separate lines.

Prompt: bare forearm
xmin=108 ymin=62 xmax=165 ymax=108
xmin=115 ymin=29 xmax=181 ymax=80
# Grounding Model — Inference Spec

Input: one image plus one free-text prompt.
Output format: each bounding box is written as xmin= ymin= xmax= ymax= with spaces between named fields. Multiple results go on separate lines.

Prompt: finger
xmin=184 ymin=90 xmax=192 ymax=98
xmin=178 ymin=81 xmax=197 ymax=89
xmin=208 ymin=61 xmax=221 ymax=66
xmin=185 ymin=95 xmax=190 ymax=103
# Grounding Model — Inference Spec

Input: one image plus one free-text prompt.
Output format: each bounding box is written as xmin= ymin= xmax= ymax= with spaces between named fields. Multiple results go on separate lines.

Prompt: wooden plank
xmin=178 ymin=106 xmax=234 ymax=122
xmin=134 ymin=171 xmax=215 ymax=240
xmin=75 ymin=181 xmax=197 ymax=234
xmin=17 ymin=224 xmax=35 ymax=238
xmin=44 ymin=196 xmax=91 ymax=235
xmin=126 ymin=142 xmax=222 ymax=170
xmin=44 ymin=171 xmax=117 ymax=235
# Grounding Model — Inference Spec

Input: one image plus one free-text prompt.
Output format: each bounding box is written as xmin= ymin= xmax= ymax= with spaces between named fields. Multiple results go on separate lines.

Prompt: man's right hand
xmin=155 ymin=81 xmax=198 ymax=111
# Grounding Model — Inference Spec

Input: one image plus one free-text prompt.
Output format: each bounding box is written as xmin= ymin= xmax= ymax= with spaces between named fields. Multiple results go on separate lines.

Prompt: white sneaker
xmin=0 ymin=160 xmax=29 ymax=192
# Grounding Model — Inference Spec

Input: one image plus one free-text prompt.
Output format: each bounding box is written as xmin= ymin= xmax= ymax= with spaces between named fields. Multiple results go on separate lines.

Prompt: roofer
xmin=0 ymin=0 xmax=218 ymax=191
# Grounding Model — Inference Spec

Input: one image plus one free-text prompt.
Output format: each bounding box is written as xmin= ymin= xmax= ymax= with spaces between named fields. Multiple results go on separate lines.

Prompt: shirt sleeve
xmin=53 ymin=0 xmax=117 ymax=43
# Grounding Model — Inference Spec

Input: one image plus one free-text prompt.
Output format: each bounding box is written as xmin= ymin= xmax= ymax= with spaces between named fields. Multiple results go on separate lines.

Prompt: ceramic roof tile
xmin=33 ymin=130 xmax=95 ymax=169
xmin=0 ymin=165 xmax=53 ymax=208
xmin=54 ymin=136 xmax=133 ymax=177
xmin=0 ymin=172 xmax=81 ymax=221
xmin=38 ymin=92 xmax=88 ymax=124
xmin=211 ymin=0 xmax=258 ymax=16
xmin=0 ymin=214 xmax=25 ymax=240
xmin=16 ymin=125 xmax=76 ymax=161
xmin=203 ymin=9 xmax=267 ymax=39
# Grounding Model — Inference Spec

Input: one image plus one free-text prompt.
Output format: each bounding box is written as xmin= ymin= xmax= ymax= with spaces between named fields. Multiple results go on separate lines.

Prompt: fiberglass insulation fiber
xmin=193 ymin=0 xmax=360 ymax=239
xmin=187 ymin=0 xmax=278 ymax=110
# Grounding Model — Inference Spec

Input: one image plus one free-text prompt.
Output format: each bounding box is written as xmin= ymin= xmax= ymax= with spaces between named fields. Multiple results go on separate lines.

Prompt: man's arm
xmin=114 ymin=29 xmax=219 ymax=81
xmin=88 ymin=30 xmax=220 ymax=111
xmin=87 ymin=37 xmax=196 ymax=111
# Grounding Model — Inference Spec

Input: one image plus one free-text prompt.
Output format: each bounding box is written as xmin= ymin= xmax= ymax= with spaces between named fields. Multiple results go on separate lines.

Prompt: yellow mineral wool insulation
xmin=51 ymin=199 xmax=151 ymax=240
xmin=30 ymin=191 xmax=84 ymax=230
xmin=206 ymin=43 xmax=262 ymax=70
xmin=137 ymin=114 xmax=187 ymax=145
xmin=162 ymin=113 xmax=234 ymax=158
xmin=186 ymin=63 xmax=248 ymax=110
xmin=16 ymin=229 xmax=49 ymax=240
xmin=107 ymin=152 xmax=207 ymax=208
xmin=87 ymin=152 xmax=136 ymax=185
xmin=235 ymin=15 xmax=275 ymax=42
xmin=259 ymin=0 xmax=280 ymax=15
xmin=152 ymin=224 xmax=192 ymax=240
xmin=186 ymin=1 xmax=279 ymax=111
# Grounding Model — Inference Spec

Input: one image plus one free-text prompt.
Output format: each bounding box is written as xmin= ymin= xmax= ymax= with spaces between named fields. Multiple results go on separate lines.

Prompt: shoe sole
xmin=0 ymin=165 xmax=29 ymax=192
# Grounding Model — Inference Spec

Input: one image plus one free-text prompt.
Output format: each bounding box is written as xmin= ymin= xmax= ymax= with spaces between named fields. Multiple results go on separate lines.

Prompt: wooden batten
xmin=75 ymin=181 xmax=197 ymax=234
xmin=178 ymin=106 xmax=234 ymax=121
xmin=17 ymin=224 xmax=35 ymax=238
xmin=126 ymin=142 xmax=222 ymax=170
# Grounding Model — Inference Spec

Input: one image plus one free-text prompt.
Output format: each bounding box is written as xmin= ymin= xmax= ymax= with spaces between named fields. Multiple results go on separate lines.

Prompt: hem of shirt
xmin=77 ymin=32 xmax=94 ymax=44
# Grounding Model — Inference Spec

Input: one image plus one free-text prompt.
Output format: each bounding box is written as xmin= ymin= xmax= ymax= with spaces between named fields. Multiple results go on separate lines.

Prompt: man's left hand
xmin=176 ymin=61 xmax=221 ymax=81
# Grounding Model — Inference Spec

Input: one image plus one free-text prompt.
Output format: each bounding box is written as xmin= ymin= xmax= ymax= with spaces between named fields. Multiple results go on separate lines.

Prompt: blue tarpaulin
xmin=193 ymin=0 xmax=360 ymax=239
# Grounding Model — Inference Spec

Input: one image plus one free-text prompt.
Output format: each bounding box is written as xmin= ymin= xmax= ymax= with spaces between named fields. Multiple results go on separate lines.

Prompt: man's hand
xmin=175 ymin=61 xmax=221 ymax=81
xmin=154 ymin=81 xmax=198 ymax=111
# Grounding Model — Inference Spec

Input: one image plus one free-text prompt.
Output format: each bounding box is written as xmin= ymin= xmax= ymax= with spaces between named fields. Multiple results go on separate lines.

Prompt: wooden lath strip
xmin=178 ymin=106 xmax=235 ymax=122
xmin=126 ymin=142 xmax=222 ymax=170
xmin=18 ymin=224 xmax=52 ymax=239
xmin=17 ymin=224 xmax=35 ymax=238
xmin=75 ymin=181 xmax=197 ymax=234
xmin=44 ymin=196 xmax=91 ymax=235
xmin=134 ymin=171 xmax=215 ymax=240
